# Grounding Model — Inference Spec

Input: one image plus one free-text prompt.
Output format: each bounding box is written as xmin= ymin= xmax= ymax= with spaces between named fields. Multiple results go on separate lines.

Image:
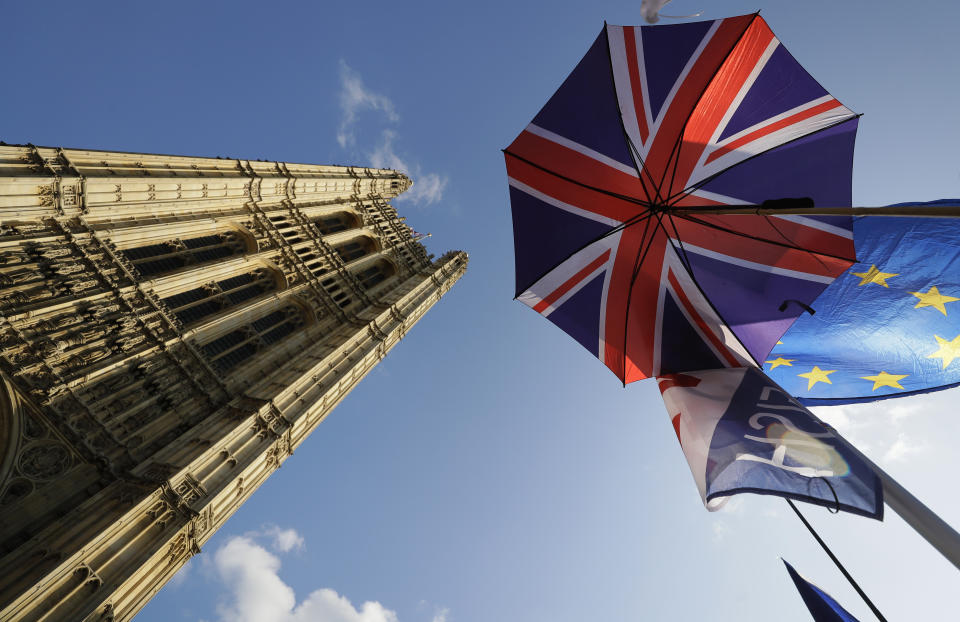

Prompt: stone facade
xmin=0 ymin=145 xmax=467 ymax=621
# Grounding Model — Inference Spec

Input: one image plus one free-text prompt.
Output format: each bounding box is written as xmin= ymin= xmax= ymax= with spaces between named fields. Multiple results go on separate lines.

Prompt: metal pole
xmin=820 ymin=421 xmax=960 ymax=572
xmin=671 ymin=205 xmax=960 ymax=218
xmin=786 ymin=499 xmax=887 ymax=622
xmin=876 ymin=462 xmax=960 ymax=571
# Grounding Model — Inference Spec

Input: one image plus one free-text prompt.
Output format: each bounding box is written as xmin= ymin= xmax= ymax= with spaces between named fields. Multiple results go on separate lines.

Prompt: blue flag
xmin=767 ymin=200 xmax=960 ymax=404
xmin=658 ymin=367 xmax=883 ymax=518
xmin=783 ymin=560 xmax=861 ymax=622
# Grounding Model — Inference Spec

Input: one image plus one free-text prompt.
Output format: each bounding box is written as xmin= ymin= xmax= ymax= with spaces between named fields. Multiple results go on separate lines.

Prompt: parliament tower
xmin=0 ymin=145 xmax=467 ymax=621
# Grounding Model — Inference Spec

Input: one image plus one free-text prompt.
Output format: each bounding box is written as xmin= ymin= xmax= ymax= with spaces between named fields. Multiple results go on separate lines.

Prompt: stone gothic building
xmin=0 ymin=144 xmax=467 ymax=621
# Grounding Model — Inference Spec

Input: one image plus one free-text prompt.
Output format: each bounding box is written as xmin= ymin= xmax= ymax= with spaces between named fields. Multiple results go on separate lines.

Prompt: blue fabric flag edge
xmin=782 ymin=559 xmax=861 ymax=622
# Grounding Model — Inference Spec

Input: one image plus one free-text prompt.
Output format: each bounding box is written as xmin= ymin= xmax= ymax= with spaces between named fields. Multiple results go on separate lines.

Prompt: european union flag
xmin=767 ymin=200 xmax=960 ymax=404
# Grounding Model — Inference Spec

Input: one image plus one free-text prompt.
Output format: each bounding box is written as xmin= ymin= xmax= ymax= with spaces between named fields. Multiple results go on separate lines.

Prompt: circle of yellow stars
xmin=764 ymin=265 xmax=960 ymax=392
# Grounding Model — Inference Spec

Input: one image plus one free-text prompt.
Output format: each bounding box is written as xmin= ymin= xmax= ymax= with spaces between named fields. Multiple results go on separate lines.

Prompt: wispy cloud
xmin=209 ymin=528 xmax=434 ymax=622
xmin=263 ymin=525 xmax=305 ymax=554
xmin=370 ymin=130 xmax=448 ymax=206
xmin=812 ymin=388 xmax=954 ymax=468
xmin=417 ymin=600 xmax=451 ymax=622
xmin=337 ymin=61 xmax=398 ymax=149
xmin=168 ymin=558 xmax=193 ymax=589
xmin=336 ymin=61 xmax=448 ymax=207
xmin=883 ymin=432 xmax=924 ymax=463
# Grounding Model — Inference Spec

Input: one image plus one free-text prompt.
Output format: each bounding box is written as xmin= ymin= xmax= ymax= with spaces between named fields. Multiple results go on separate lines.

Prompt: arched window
xmin=160 ymin=268 xmax=279 ymax=325
xmin=121 ymin=231 xmax=247 ymax=277
xmin=312 ymin=212 xmax=359 ymax=236
xmin=200 ymin=304 xmax=307 ymax=375
xmin=354 ymin=259 xmax=396 ymax=290
xmin=333 ymin=236 xmax=378 ymax=264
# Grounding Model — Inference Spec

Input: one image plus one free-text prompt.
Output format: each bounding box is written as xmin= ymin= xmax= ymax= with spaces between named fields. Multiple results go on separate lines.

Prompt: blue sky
xmin=3 ymin=1 xmax=960 ymax=620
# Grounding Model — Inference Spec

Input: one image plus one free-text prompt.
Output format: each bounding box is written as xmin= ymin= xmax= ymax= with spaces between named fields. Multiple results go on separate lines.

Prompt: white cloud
xmin=214 ymin=536 xmax=296 ymax=622
xmin=369 ymin=130 xmax=448 ymax=207
xmin=209 ymin=530 xmax=427 ymax=622
xmin=368 ymin=129 xmax=406 ymax=172
xmin=264 ymin=525 xmax=305 ymax=553
xmin=336 ymin=62 xmax=448 ymax=208
xmin=337 ymin=60 xmax=398 ymax=149
xmin=431 ymin=608 xmax=450 ymax=622
xmin=811 ymin=388 xmax=960 ymax=469
xmin=290 ymin=589 xmax=398 ymax=622
xmin=168 ymin=557 xmax=193 ymax=588
xmin=888 ymin=402 xmax=924 ymax=423
xmin=883 ymin=432 xmax=923 ymax=463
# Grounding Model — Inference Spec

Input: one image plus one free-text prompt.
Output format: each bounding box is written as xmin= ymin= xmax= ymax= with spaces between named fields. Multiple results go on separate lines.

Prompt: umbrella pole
xmin=672 ymin=205 xmax=960 ymax=218
xmin=822 ymin=422 xmax=960 ymax=572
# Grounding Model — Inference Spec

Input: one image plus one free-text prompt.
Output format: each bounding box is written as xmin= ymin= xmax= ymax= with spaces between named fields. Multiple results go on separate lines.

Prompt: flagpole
xmin=671 ymin=205 xmax=960 ymax=218
xmin=785 ymin=499 xmax=887 ymax=622
xmin=820 ymin=422 xmax=960 ymax=572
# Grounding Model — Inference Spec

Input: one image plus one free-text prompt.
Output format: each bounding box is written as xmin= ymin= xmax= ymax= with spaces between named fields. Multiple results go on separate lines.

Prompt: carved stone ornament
xmin=166 ymin=532 xmax=188 ymax=563
xmin=61 ymin=184 xmax=78 ymax=207
xmin=37 ymin=184 xmax=57 ymax=207
xmin=18 ymin=440 xmax=72 ymax=480
xmin=173 ymin=474 xmax=206 ymax=506
xmin=193 ymin=506 xmax=213 ymax=538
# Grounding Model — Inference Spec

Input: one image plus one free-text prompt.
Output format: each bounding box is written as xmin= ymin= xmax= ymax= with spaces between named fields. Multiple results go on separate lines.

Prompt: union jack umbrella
xmin=505 ymin=14 xmax=860 ymax=383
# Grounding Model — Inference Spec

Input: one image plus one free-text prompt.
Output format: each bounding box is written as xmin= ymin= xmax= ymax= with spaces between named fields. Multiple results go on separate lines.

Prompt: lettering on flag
xmin=730 ymin=385 xmax=844 ymax=479
xmin=658 ymin=367 xmax=882 ymax=518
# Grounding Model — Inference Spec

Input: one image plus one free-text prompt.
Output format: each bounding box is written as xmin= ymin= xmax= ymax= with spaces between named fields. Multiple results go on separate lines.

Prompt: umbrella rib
xmin=602 ymin=24 xmax=660 ymax=205
xmin=626 ymin=135 xmax=663 ymax=205
xmin=664 ymin=211 xmax=763 ymax=369
xmin=665 ymin=114 xmax=861 ymax=206
xmin=669 ymin=212 xmax=855 ymax=264
xmin=754 ymin=213 xmax=837 ymax=275
xmin=620 ymin=211 xmax=668 ymax=382
xmin=513 ymin=211 xmax=655 ymax=300
xmin=653 ymin=13 xmax=761 ymax=203
xmin=503 ymin=149 xmax=650 ymax=208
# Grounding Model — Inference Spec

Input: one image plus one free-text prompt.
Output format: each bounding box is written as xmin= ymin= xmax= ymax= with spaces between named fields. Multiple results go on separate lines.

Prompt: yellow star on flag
xmin=798 ymin=366 xmax=836 ymax=390
xmin=928 ymin=334 xmax=960 ymax=370
xmin=910 ymin=286 xmax=960 ymax=315
xmin=861 ymin=371 xmax=908 ymax=391
xmin=851 ymin=265 xmax=898 ymax=287
xmin=765 ymin=357 xmax=795 ymax=370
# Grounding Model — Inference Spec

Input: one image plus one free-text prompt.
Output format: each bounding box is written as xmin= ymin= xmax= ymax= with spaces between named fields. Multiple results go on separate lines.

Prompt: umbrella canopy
xmin=505 ymin=15 xmax=860 ymax=383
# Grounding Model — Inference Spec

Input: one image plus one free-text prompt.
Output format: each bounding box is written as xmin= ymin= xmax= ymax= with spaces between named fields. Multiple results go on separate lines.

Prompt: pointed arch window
xmin=160 ymin=268 xmax=279 ymax=325
xmin=354 ymin=259 xmax=396 ymax=290
xmin=312 ymin=212 xmax=360 ymax=236
xmin=200 ymin=304 xmax=307 ymax=375
xmin=333 ymin=236 xmax=378 ymax=263
xmin=121 ymin=231 xmax=248 ymax=277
